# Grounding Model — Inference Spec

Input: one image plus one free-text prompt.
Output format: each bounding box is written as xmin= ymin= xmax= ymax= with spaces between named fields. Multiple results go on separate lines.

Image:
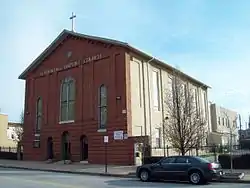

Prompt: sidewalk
xmin=0 ymin=160 xmax=249 ymax=183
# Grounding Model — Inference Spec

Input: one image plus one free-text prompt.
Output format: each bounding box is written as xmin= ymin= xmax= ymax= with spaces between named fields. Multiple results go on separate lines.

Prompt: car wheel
xmin=189 ymin=171 xmax=203 ymax=185
xmin=139 ymin=169 xmax=150 ymax=182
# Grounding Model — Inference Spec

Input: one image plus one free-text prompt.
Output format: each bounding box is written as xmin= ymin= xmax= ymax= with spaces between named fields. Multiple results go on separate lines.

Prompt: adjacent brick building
xmin=19 ymin=29 xmax=210 ymax=165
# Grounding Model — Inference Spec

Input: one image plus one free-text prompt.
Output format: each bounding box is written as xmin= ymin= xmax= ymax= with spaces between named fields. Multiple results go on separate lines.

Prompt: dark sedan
xmin=136 ymin=156 xmax=224 ymax=185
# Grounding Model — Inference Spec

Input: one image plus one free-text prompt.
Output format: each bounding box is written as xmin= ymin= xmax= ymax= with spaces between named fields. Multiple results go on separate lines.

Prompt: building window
xmin=152 ymin=70 xmax=160 ymax=110
xmin=203 ymin=92 xmax=207 ymax=118
xmin=36 ymin=97 xmax=42 ymax=133
xmin=99 ymin=85 xmax=107 ymax=129
xmin=200 ymin=90 xmax=205 ymax=117
xmin=155 ymin=128 xmax=161 ymax=148
xmin=167 ymin=77 xmax=173 ymax=104
xmin=192 ymin=88 xmax=198 ymax=115
xmin=218 ymin=117 xmax=220 ymax=125
xmin=222 ymin=118 xmax=225 ymax=126
xmin=60 ymin=77 xmax=75 ymax=122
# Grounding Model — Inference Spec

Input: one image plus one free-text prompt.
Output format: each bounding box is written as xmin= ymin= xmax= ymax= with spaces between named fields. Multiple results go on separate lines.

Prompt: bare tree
xmin=222 ymin=112 xmax=238 ymax=172
xmin=222 ymin=112 xmax=238 ymax=146
xmin=13 ymin=110 xmax=24 ymax=160
xmin=163 ymin=72 xmax=207 ymax=156
xmin=13 ymin=110 xmax=24 ymax=144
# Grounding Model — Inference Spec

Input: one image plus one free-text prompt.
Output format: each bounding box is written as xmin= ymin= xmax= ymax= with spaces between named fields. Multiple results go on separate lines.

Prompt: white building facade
xmin=208 ymin=103 xmax=238 ymax=145
xmin=127 ymin=54 xmax=211 ymax=156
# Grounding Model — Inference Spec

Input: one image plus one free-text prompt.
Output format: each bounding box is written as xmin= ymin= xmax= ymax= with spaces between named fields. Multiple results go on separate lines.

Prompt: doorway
xmin=61 ymin=131 xmax=70 ymax=160
xmin=47 ymin=137 xmax=54 ymax=159
xmin=80 ymin=135 xmax=88 ymax=161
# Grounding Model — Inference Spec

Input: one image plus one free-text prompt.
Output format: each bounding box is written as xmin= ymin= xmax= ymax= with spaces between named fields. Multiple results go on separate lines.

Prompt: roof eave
xmin=127 ymin=45 xmax=211 ymax=89
xmin=18 ymin=29 xmax=211 ymax=89
xmin=18 ymin=29 xmax=70 ymax=80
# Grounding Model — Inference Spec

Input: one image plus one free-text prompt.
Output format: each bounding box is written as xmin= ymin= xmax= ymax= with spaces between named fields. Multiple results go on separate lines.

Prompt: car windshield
xmin=193 ymin=156 xmax=211 ymax=163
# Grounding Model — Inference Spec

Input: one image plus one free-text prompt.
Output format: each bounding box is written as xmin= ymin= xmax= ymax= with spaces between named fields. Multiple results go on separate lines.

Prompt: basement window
xmin=33 ymin=134 xmax=41 ymax=148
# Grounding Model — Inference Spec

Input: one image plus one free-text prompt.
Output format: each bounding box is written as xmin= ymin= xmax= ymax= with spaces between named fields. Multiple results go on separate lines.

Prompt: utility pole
xmin=248 ymin=115 xmax=250 ymax=129
xmin=239 ymin=114 xmax=242 ymax=146
xmin=230 ymin=124 xmax=233 ymax=173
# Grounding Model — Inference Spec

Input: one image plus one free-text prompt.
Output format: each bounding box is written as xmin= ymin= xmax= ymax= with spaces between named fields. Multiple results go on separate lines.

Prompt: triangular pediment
xmin=18 ymin=29 xmax=128 ymax=80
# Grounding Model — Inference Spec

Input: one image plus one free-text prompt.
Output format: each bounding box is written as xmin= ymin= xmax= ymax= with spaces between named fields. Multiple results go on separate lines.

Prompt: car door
xmin=153 ymin=157 xmax=176 ymax=180
xmin=173 ymin=156 xmax=191 ymax=181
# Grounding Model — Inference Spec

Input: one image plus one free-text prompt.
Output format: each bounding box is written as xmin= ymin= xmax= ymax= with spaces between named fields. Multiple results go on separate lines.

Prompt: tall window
xmin=60 ymin=77 xmax=75 ymax=122
xmin=167 ymin=77 xmax=173 ymax=103
xmin=203 ymin=92 xmax=207 ymax=119
xmin=192 ymin=88 xmax=198 ymax=115
xmin=99 ymin=85 xmax=107 ymax=129
xmin=200 ymin=90 xmax=206 ymax=117
xmin=155 ymin=128 xmax=161 ymax=148
xmin=152 ymin=70 xmax=160 ymax=110
xmin=36 ymin=97 xmax=42 ymax=133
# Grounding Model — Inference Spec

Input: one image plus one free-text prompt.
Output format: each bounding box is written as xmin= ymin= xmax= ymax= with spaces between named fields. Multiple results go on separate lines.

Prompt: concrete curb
xmin=0 ymin=165 xmax=131 ymax=178
xmin=214 ymin=179 xmax=250 ymax=184
xmin=0 ymin=165 xmax=250 ymax=184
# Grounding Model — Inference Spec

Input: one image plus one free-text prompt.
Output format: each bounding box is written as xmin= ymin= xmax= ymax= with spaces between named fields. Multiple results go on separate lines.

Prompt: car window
xmin=161 ymin=157 xmax=176 ymax=164
xmin=175 ymin=157 xmax=188 ymax=163
xmin=187 ymin=158 xmax=197 ymax=164
xmin=193 ymin=156 xmax=211 ymax=163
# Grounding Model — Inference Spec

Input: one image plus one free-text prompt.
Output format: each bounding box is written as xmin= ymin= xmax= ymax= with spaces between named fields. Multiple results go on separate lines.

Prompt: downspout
xmin=146 ymin=58 xmax=154 ymax=149
xmin=141 ymin=62 xmax=147 ymax=137
xmin=159 ymin=69 xmax=166 ymax=156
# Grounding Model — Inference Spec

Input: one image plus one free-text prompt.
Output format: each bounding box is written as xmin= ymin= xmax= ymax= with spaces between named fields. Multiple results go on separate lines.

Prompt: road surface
xmin=0 ymin=167 xmax=249 ymax=188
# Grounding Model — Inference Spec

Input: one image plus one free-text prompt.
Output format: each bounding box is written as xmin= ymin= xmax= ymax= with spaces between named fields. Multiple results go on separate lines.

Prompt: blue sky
xmin=1 ymin=0 xmax=250 ymax=127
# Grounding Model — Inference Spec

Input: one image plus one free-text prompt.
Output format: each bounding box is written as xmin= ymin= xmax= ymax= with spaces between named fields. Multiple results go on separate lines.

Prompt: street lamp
xmin=227 ymin=116 xmax=238 ymax=173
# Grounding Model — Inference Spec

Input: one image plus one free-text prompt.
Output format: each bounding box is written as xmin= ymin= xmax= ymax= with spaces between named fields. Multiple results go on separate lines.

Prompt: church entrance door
xmin=80 ymin=135 xmax=88 ymax=161
xmin=61 ymin=131 xmax=70 ymax=160
xmin=47 ymin=137 xmax=53 ymax=159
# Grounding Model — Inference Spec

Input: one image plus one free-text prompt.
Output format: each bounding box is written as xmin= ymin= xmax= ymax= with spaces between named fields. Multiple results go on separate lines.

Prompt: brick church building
xmin=19 ymin=29 xmax=209 ymax=165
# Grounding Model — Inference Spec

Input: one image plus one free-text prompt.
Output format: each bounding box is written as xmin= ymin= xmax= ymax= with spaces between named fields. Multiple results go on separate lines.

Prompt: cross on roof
xmin=69 ymin=12 xmax=76 ymax=32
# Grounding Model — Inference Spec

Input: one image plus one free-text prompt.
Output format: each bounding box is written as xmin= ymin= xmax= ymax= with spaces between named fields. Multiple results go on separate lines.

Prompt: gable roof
xmin=8 ymin=122 xmax=22 ymax=128
xmin=18 ymin=29 xmax=210 ymax=88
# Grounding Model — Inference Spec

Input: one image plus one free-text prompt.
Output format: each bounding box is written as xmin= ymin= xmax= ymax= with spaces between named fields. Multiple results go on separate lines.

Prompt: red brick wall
xmin=22 ymin=36 xmax=135 ymax=165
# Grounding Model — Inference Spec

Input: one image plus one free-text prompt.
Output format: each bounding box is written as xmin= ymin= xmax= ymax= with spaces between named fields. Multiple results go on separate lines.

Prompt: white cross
xmin=69 ymin=12 xmax=76 ymax=32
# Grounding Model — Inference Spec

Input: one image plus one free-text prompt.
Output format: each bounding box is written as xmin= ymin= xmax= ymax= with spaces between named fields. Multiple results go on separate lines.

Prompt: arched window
xmin=99 ymin=85 xmax=107 ymax=129
xmin=36 ymin=97 xmax=42 ymax=133
xmin=60 ymin=77 xmax=75 ymax=122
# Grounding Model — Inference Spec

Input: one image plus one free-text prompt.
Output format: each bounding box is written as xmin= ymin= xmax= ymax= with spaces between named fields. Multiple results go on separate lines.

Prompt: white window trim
xmin=97 ymin=128 xmax=107 ymax=133
xmin=59 ymin=120 xmax=75 ymax=124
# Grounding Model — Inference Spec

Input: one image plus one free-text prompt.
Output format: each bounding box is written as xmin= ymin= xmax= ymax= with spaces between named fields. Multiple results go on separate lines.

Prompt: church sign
xmin=39 ymin=53 xmax=103 ymax=76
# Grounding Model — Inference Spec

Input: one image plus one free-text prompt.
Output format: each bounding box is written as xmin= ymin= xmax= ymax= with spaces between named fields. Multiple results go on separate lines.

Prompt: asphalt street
xmin=0 ymin=167 xmax=249 ymax=188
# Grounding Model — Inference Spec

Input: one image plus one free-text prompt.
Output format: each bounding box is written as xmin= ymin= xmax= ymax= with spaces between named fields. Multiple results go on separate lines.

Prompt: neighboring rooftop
xmin=8 ymin=122 xmax=22 ymax=127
